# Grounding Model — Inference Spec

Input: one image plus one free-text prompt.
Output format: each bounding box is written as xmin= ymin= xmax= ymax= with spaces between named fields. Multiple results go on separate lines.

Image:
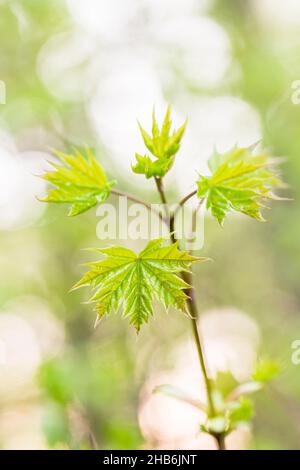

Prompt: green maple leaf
xmin=197 ymin=145 xmax=283 ymax=225
xmin=132 ymin=105 xmax=187 ymax=179
xmin=39 ymin=148 xmax=115 ymax=216
xmin=72 ymin=239 xmax=203 ymax=332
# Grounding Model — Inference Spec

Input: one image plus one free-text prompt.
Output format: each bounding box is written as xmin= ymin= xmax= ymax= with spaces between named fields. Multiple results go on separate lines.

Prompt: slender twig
xmin=111 ymin=188 xmax=166 ymax=224
xmin=154 ymin=177 xmax=170 ymax=220
xmin=154 ymin=178 xmax=224 ymax=450
xmin=178 ymin=267 xmax=216 ymax=419
xmin=169 ymin=189 xmax=199 ymax=238
xmin=111 ymin=188 xmax=154 ymax=211
xmin=171 ymin=198 xmax=205 ymax=244
xmin=191 ymin=199 xmax=205 ymax=234
xmin=178 ymin=189 xmax=198 ymax=208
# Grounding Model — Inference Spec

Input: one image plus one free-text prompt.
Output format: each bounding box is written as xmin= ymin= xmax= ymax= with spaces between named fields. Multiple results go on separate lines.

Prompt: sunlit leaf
xmin=39 ymin=148 xmax=115 ymax=216
xmin=197 ymin=145 xmax=283 ymax=225
xmin=72 ymin=239 xmax=203 ymax=332
xmin=132 ymin=105 xmax=187 ymax=179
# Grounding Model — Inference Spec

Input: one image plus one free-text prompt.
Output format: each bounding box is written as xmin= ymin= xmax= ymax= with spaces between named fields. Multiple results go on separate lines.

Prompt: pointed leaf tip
xmin=133 ymin=105 xmax=187 ymax=178
xmin=38 ymin=148 xmax=113 ymax=216
xmin=73 ymin=239 xmax=197 ymax=331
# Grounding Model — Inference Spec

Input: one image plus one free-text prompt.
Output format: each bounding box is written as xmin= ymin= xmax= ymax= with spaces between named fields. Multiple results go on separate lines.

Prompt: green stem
xmin=154 ymin=177 xmax=224 ymax=450
xmin=183 ymin=272 xmax=216 ymax=417
xmin=154 ymin=177 xmax=168 ymax=206
xmin=154 ymin=177 xmax=170 ymax=221
xmin=178 ymin=189 xmax=198 ymax=208
xmin=215 ymin=433 xmax=226 ymax=451
xmin=111 ymin=188 xmax=165 ymax=223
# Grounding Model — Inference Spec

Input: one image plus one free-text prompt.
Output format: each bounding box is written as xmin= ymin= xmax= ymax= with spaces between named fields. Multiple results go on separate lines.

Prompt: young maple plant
xmin=39 ymin=105 xmax=284 ymax=450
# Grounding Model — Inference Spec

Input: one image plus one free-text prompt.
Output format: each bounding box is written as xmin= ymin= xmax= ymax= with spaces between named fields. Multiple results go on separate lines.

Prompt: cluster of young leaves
xmin=155 ymin=359 xmax=280 ymax=438
xmin=132 ymin=105 xmax=187 ymax=179
xmin=72 ymin=239 xmax=203 ymax=332
xmin=39 ymin=109 xmax=284 ymax=337
xmin=39 ymin=140 xmax=205 ymax=331
xmin=202 ymin=359 xmax=281 ymax=437
xmin=39 ymin=148 xmax=115 ymax=216
xmin=197 ymin=146 xmax=282 ymax=225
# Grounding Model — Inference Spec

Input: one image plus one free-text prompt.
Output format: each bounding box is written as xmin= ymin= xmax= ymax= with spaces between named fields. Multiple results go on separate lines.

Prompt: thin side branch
xmin=178 ymin=189 xmax=198 ymax=208
xmin=111 ymin=188 xmax=166 ymax=224
xmin=154 ymin=177 xmax=225 ymax=450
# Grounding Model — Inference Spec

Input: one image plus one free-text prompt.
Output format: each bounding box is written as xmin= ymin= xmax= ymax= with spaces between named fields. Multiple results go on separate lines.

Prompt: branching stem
xmin=114 ymin=181 xmax=226 ymax=449
xmin=178 ymin=189 xmax=198 ymax=208
xmin=154 ymin=177 xmax=225 ymax=450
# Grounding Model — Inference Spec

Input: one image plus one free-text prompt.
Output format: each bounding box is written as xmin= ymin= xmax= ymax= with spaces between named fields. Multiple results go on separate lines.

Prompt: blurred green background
xmin=0 ymin=0 xmax=299 ymax=450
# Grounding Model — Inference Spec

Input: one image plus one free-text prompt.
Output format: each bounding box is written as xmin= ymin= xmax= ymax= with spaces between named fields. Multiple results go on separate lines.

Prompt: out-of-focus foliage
xmin=252 ymin=359 xmax=281 ymax=384
xmin=200 ymin=362 xmax=278 ymax=437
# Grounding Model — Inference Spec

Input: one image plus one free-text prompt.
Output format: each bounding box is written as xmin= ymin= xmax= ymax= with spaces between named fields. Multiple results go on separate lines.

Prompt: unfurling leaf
xmin=39 ymin=148 xmax=115 ymax=216
xmin=226 ymin=381 xmax=263 ymax=402
xmin=132 ymin=105 xmax=187 ymax=179
xmin=226 ymin=397 xmax=254 ymax=429
xmin=72 ymin=239 xmax=203 ymax=332
xmin=132 ymin=154 xmax=174 ymax=179
xmin=196 ymin=145 xmax=283 ymax=225
xmin=252 ymin=358 xmax=281 ymax=383
xmin=214 ymin=371 xmax=239 ymax=399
